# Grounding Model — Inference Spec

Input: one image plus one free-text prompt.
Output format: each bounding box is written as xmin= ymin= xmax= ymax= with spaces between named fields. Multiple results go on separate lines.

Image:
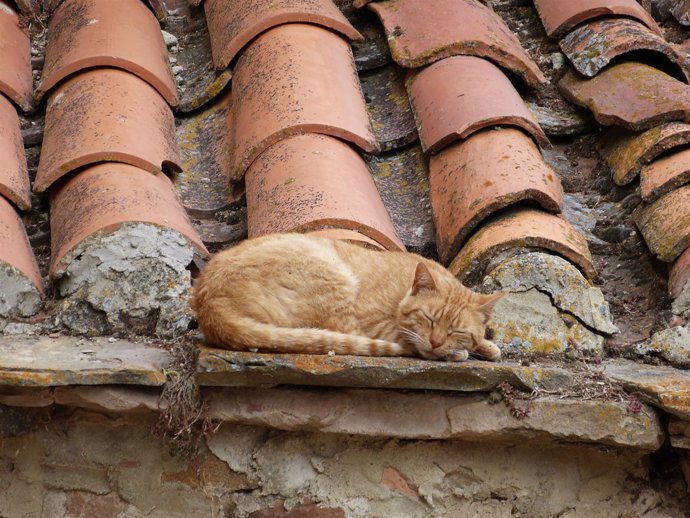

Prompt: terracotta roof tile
xmin=38 ymin=0 xmax=179 ymax=107
xmin=246 ymin=133 xmax=403 ymax=251
xmin=0 ymin=195 xmax=43 ymax=295
xmin=49 ymin=163 xmax=208 ymax=278
xmin=406 ymin=56 xmax=549 ymax=154
xmin=634 ymin=186 xmax=690 ymax=262
xmin=560 ymin=18 xmax=689 ymax=81
xmin=430 ymin=128 xmax=564 ymax=265
xmin=0 ymin=93 xmax=30 ymax=210
xmin=35 ymin=68 xmax=180 ymax=193
xmin=308 ymin=229 xmax=385 ymax=250
xmin=369 ymin=0 xmax=546 ymax=86
xmin=0 ymin=0 xmax=33 ymax=112
xmin=599 ymin=123 xmax=690 ymax=186
xmin=533 ymin=0 xmax=660 ymax=38
xmin=560 ymin=62 xmax=690 ymax=131
xmin=640 ymin=148 xmax=690 ymax=203
xmin=230 ymin=23 xmax=378 ymax=181
xmin=205 ymin=0 xmax=362 ymax=71
xmin=448 ymin=208 xmax=595 ymax=284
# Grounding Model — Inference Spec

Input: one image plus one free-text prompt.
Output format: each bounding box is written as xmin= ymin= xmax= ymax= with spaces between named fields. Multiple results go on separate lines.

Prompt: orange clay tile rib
xmin=49 ymin=163 xmax=208 ymax=278
xmin=640 ymin=149 xmax=690 ymax=202
xmin=37 ymin=0 xmax=178 ymax=107
xmin=599 ymin=123 xmax=690 ymax=186
xmin=368 ymin=0 xmax=545 ymax=87
xmin=308 ymin=229 xmax=386 ymax=250
xmin=0 ymin=1 xmax=33 ymax=112
xmin=246 ymin=134 xmax=404 ymax=251
xmin=634 ymin=186 xmax=690 ymax=262
xmin=35 ymin=69 xmax=180 ymax=193
xmin=0 ymin=94 xmax=30 ymax=210
xmin=448 ymin=209 xmax=595 ymax=283
xmin=533 ymin=0 xmax=661 ymax=38
xmin=560 ymin=18 xmax=689 ymax=82
xmin=560 ymin=62 xmax=690 ymax=132
xmin=0 ymin=196 xmax=43 ymax=294
xmin=205 ymin=0 xmax=362 ymax=71
xmin=670 ymin=246 xmax=690 ymax=299
xmin=430 ymin=128 xmax=564 ymax=265
xmin=230 ymin=23 xmax=378 ymax=181
xmin=406 ymin=56 xmax=549 ymax=154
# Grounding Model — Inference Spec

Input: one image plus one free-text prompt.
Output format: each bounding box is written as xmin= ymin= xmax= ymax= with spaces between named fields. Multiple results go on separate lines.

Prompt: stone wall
xmin=1 ymin=408 xmax=688 ymax=518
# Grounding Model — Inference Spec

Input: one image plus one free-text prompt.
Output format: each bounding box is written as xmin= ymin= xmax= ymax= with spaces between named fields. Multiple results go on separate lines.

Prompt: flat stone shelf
xmin=196 ymin=346 xmax=574 ymax=392
xmin=0 ymin=335 xmax=171 ymax=386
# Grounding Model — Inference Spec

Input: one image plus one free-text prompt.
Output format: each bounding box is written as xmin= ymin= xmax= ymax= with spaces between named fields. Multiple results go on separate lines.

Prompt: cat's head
xmin=396 ymin=263 xmax=504 ymax=361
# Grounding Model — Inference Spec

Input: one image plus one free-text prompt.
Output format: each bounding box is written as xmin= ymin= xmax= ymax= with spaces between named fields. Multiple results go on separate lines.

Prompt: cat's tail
xmin=199 ymin=313 xmax=415 ymax=358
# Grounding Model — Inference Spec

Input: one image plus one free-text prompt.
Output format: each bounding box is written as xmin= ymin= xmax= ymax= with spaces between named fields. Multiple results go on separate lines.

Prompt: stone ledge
xmin=604 ymin=359 xmax=690 ymax=420
xmin=204 ymin=387 xmax=664 ymax=450
xmin=0 ymin=335 xmax=172 ymax=386
xmin=196 ymin=347 xmax=574 ymax=392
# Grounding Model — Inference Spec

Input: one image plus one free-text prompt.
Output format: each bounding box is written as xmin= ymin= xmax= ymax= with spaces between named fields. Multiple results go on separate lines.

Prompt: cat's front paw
xmin=437 ymin=348 xmax=469 ymax=362
xmin=474 ymin=339 xmax=501 ymax=361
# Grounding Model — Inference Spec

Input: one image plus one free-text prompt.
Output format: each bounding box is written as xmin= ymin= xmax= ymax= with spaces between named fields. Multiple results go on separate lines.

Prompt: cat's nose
xmin=430 ymin=336 xmax=444 ymax=349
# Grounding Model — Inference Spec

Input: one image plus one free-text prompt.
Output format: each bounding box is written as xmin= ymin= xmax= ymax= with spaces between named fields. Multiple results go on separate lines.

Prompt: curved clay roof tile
xmin=36 ymin=68 xmax=181 ymax=193
xmin=231 ymin=23 xmax=378 ymax=181
xmin=38 ymin=0 xmax=178 ymax=106
xmin=369 ymin=0 xmax=546 ymax=86
xmin=406 ymin=56 xmax=549 ymax=154
xmin=0 ymin=93 xmax=30 ymax=210
xmin=0 ymin=196 xmax=43 ymax=294
xmin=430 ymin=128 xmax=564 ymax=265
xmin=246 ymin=133 xmax=404 ymax=251
xmin=50 ymin=163 xmax=208 ymax=278
xmin=0 ymin=0 xmax=33 ymax=112
xmin=205 ymin=0 xmax=362 ymax=71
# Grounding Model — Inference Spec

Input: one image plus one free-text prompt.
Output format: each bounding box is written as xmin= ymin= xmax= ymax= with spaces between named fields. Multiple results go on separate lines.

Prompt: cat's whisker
xmin=399 ymin=327 xmax=426 ymax=347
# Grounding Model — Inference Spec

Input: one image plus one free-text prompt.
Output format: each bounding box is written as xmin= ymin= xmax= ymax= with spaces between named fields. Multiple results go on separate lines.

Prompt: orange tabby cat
xmin=192 ymin=233 xmax=503 ymax=361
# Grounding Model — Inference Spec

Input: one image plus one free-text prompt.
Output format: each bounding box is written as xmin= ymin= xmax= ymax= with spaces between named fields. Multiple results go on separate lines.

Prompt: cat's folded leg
xmin=473 ymin=339 xmax=501 ymax=361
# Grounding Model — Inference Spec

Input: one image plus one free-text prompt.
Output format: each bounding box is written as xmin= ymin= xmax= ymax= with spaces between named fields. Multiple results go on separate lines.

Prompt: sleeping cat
xmin=191 ymin=233 xmax=503 ymax=362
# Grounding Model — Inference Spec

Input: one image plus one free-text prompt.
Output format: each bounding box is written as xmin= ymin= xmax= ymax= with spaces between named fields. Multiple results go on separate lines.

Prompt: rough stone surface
xmin=483 ymin=252 xmax=617 ymax=335
xmin=341 ymin=4 xmax=391 ymax=71
xmin=669 ymin=417 xmax=690 ymax=449
xmin=0 ymin=410 xmax=687 ymax=518
xmin=360 ymin=64 xmax=417 ymax=152
xmin=55 ymin=223 xmax=196 ymax=338
xmin=205 ymin=387 xmax=663 ymax=450
xmin=196 ymin=347 xmax=574 ymax=392
xmin=365 ymin=145 xmax=435 ymax=257
xmin=0 ymin=263 xmax=42 ymax=332
xmin=634 ymin=327 xmax=690 ymax=367
xmin=604 ymin=359 xmax=690 ymax=420
xmin=53 ymin=386 xmax=162 ymax=413
xmin=487 ymin=288 xmax=605 ymax=355
xmin=526 ymin=100 xmax=596 ymax=137
xmin=0 ymin=335 xmax=170 ymax=386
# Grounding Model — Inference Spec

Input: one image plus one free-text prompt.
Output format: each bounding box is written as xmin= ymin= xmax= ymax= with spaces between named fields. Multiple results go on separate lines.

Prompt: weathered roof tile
xmin=0 ymin=93 xmax=30 ymax=210
xmin=533 ymin=0 xmax=660 ymax=38
xmin=634 ymin=185 xmax=690 ymax=262
xmin=50 ymin=163 xmax=208 ymax=278
xmin=640 ymin=148 xmax=690 ymax=202
xmin=599 ymin=122 xmax=690 ymax=186
xmin=448 ymin=208 xmax=595 ymax=283
xmin=369 ymin=0 xmax=546 ymax=86
xmin=205 ymin=0 xmax=362 ymax=71
xmin=0 ymin=195 xmax=43 ymax=296
xmin=560 ymin=62 xmax=690 ymax=131
xmin=38 ymin=0 xmax=178 ymax=106
xmin=431 ymin=128 xmax=564 ymax=265
xmin=560 ymin=18 xmax=688 ymax=81
xmin=36 ymin=68 xmax=180 ymax=193
xmin=0 ymin=0 xmax=33 ymax=112
xmin=230 ymin=23 xmax=378 ymax=181
xmin=406 ymin=55 xmax=548 ymax=154
xmin=246 ymin=133 xmax=403 ymax=251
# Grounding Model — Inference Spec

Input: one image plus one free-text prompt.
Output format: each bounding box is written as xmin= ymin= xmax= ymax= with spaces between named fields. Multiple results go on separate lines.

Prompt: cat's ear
xmin=411 ymin=263 xmax=437 ymax=295
xmin=477 ymin=292 xmax=504 ymax=324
